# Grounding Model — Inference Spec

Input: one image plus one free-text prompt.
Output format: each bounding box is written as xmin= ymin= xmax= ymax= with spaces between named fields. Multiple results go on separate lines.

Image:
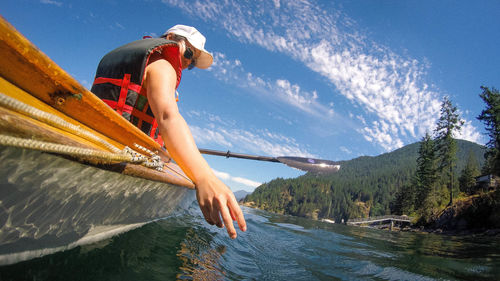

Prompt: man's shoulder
xmin=144 ymin=57 xmax=177 ymax=84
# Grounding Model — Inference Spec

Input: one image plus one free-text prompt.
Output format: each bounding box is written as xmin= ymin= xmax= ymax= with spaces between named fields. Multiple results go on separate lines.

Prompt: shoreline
xmin=241 ymin=202 xmax=500 ymax=237
xmin=395 ymin=225 xmax=500 ymax=237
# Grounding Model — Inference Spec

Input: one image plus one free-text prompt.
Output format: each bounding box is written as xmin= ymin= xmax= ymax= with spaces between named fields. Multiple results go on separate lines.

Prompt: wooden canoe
xmin=0 ymin=16 xmax=195 ymax=265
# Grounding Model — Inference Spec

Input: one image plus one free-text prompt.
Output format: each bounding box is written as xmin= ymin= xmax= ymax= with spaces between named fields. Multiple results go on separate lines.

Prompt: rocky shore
xmin=243 ymin=189 xmax=500 ymax=237
xmin=381 ymin=189 xmax=500 ymax=236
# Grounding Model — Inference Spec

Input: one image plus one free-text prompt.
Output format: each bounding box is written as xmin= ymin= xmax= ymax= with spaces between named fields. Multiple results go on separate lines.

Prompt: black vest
xmin=91 ymin=38 xmax=182 ymax=145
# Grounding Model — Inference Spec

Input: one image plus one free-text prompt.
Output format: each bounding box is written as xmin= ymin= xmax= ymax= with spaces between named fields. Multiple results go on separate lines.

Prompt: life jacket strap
xmin=102 ymin=99 xmax=164 ymax=146
xmin=102 ymin=99 xmax=155 ymax=124
xmin=93 ymin=76 xmax=142 ymax=93
xmin=116 ymin=74 xmax=131 ymax=115
xmin=151 ymin=119 xmax=158 ymax=139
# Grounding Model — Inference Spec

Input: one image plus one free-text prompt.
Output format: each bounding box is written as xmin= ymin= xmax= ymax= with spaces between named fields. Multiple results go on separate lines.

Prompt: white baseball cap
xmin=163 ymin=24 xmax=213 ymax=69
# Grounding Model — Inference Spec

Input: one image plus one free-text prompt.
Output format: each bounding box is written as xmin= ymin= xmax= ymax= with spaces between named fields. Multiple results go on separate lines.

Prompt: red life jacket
xmin=91 ymin=38 xmax=183 ymax=146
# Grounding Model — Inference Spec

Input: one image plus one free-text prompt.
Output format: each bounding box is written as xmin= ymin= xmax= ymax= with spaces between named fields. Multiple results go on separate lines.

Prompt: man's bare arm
xmin=145 ymin=59 xmax=246 ymax=239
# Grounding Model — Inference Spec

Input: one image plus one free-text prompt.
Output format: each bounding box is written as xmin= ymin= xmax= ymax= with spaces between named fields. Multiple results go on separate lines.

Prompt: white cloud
xmin=109 ymin=22 xmax=126 ymax=31
xmin=268 ymin=112 xmax=294 ymax=125
xmin=340 ymin=146 xmax=352 ymax=154
xmin=212 ymin=169 xmax=231 ymax=180
xmin=163 ymin=0 xmax=483 ymax=151
xmin=356 ymin=114 xmax=367 ymax=125
xmin=115 ymin=22 xmax=125 ymax=30
xmin=275 ymin=79 xmax=318 ymax=111
xmin=232 ymin=177 xmax=261 ymax=188
xmin=457 ymin=118 xmax=482 ymax=143
xmin=40 ymin=0 xmax=62 ymax=7
xmin=189 ymin=125 xmax=234 ymax=148
xmin=213 ymin=169 xmax=262 ymax=188
xmin=192 ymin=125 xmax=313 ymax=158
xmin=272 ymin=0 xmax=280 ymax=9
xmin=188 ymin=112 xmax=314 ymax=158
xmin=208 ymin=52 xmax=332 ymax=118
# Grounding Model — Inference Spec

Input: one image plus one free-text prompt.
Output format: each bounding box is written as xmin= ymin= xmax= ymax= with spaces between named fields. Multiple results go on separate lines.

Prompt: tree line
xmin=393 ymin=87 xmax=500 ymax=223
xmin=243 ymin=86 xmax=499 ymax=223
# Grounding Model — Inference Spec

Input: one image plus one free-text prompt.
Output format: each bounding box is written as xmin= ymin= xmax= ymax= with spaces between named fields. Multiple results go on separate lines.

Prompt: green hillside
xmin=243 ymin=139 xmax=485 ymax=222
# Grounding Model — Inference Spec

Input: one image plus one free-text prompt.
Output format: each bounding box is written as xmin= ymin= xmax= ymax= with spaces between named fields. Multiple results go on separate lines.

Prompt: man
xmin=91 ymin=25 xmax=246 ymax=239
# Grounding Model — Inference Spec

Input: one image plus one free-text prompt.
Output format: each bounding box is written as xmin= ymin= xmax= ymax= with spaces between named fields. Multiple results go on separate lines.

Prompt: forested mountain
xmin=233 ymin=190 xmax=251 ymax=201
xmin=243 ymin=139 xmax=485 ymax=222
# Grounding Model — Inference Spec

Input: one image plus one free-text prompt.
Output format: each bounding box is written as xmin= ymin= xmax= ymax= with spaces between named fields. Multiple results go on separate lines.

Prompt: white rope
xmin=0 ymin=93 xmax=165 ymax=171
xmin=0 ymin=134 xmax=135 ymax=164
xmin=0 ymin=93 xmax=120 ymax=153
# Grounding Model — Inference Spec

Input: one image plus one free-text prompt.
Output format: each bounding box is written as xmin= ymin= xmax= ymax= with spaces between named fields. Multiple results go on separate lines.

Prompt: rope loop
xmin=0 ymin=93 xmax=165 ymax=171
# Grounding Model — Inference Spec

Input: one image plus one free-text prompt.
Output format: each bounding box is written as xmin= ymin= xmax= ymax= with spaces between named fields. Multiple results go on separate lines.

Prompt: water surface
xmin=0 ymin=203 xmax=498 ymax=280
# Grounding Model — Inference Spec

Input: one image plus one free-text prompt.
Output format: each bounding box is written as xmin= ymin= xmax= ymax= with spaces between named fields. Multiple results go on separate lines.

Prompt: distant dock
xmin=347 ymin=215 xmax=413 ymax=230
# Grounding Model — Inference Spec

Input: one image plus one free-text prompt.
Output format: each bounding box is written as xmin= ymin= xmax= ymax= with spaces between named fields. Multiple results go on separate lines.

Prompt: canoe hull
xmin=0 ymin=147 xmax=195 ymax=265
xmin=0 ymin=15 xmax=196 ymax=265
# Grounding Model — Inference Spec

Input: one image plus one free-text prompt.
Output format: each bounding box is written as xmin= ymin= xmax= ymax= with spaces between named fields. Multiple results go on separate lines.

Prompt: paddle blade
xmin=276 ymin=157 xmax=341 ymax=174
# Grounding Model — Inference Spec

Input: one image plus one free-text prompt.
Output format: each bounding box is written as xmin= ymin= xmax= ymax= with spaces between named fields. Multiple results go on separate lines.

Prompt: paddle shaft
xmin=199 ymin=148 xmax=340 ymax=174
xmin=199 ymin=148 xmax=280 ymax=163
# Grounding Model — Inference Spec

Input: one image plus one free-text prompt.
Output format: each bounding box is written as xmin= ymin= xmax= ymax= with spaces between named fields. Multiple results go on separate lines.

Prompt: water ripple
xmin=0 ymin=203 xmax=499 ymax=280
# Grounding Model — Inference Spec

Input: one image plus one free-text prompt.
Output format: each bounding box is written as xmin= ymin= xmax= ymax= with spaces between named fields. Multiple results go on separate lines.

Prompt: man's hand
xmin=195 ymin=176 xmax=247 ymax=239
xmin=145 ymin=57 xmax=246 ymax=239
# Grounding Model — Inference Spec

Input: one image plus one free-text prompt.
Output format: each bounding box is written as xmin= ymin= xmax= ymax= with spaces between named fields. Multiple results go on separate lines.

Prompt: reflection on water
xmin=0 ymin=146 xmax=192 ymax=263
xmin=177 ymin=228 xmax=226 ymax=280
xmin=0 ymin=203 xmax=499 ymax=280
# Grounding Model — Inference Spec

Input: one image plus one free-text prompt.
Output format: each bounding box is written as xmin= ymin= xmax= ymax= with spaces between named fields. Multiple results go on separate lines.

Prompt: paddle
xmin=199 ymin=148 xmax=341 ymax=174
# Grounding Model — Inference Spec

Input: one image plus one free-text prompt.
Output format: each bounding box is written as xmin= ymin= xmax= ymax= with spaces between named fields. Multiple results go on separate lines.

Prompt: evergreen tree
xmin=477 ymin=86 xmax=500 ymax=176
xmin=245 ymin=140 xmax=484 ymax=221
xmin=434 ymin=97 xmax=464 ymax=205
xmin=392 ymin=184 xmax=415 ymax=215
xmin=414 ymin=132 xmax=437 ymax=210
xmin=458 ymin=150 xmax=480 ymax=194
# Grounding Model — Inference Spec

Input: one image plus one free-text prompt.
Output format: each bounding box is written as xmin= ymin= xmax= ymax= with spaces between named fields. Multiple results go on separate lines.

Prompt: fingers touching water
xmin=196 ymin=177 xmax=247 ymax=239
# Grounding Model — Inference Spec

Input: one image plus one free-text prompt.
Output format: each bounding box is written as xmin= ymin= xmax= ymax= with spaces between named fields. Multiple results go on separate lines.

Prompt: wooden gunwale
xmin=0 ymin=16 xmax=194 ymax=188
xmin=0 ymin=76 xmax=122 ymax=151
xmin=0 ymin=16 xmax=169 ymax=161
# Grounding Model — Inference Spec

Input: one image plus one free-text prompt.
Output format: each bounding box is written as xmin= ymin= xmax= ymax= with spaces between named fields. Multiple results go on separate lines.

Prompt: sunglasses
xmin=183 ymin=47 xmax=196 ymax=70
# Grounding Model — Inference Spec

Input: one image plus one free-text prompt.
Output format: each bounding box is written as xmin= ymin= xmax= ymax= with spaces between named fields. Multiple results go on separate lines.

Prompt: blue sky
xmin=2 ymin=0 xmax=499 ymax=192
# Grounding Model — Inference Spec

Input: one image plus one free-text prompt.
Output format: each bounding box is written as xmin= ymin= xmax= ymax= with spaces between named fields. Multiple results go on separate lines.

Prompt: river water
xmin=0 ymin=199 xmax=498 ymax=280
